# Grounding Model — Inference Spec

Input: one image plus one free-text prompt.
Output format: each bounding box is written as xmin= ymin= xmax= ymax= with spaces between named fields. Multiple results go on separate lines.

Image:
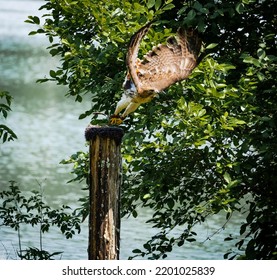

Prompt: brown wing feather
xmin=126 ymin=22 xmax=152 ymax=94
xmin=127 ymin=24 xmax=202 ymax=94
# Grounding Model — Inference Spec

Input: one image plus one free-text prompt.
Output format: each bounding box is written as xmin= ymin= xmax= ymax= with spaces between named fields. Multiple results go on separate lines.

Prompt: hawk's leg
xmin=121 ymin=102 xmax=140 ymax=119
xmin=110 ymin=94 xmax=130 ymax=125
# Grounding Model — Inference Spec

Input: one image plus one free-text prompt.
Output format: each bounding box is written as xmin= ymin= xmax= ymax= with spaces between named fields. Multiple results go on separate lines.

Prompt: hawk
xmin=110 ymin=22 xmax=202 ymax=125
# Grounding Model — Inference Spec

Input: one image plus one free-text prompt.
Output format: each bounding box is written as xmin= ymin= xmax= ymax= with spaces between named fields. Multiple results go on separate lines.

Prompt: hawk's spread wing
xmin=126 ymin=23 xmax=202 ymax=94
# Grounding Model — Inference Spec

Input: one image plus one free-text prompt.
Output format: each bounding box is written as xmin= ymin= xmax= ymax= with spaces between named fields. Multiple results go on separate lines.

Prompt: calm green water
xmin=0 ymin=0 xmax=244 ymax=260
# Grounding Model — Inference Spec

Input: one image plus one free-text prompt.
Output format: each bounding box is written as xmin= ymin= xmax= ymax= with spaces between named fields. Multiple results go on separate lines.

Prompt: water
xmin=0 ymin=0 xmax=245 ymax=260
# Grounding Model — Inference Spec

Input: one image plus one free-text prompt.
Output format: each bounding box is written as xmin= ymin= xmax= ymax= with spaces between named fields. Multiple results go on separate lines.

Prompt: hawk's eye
xmin=167 ymin=37 xmax=175 ymax=45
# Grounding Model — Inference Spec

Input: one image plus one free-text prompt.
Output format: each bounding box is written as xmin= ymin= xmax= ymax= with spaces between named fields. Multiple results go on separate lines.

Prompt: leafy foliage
xmin=0 ymin=181 xmax=81 ymax=259
xmin=60 ymin=151 xmax=90 ymax=221
xmin=28 ymin=0 xmax=277 ymax=259
xmin=0 ymin=91 xmax=17 ymax=143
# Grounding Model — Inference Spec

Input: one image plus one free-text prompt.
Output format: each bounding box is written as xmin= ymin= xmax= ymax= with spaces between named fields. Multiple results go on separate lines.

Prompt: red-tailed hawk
xmin=110 ymin=22 xmax=202 ymax=125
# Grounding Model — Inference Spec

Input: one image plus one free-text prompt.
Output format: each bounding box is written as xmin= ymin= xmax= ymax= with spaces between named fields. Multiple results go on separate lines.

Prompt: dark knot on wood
xmin=85 ymin=125 xmax=124 ymax=145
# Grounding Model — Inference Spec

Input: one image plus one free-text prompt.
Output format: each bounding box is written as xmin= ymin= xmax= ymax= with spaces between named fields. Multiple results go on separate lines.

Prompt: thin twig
xmin=201 ymin=211 xmax=233 ymax=244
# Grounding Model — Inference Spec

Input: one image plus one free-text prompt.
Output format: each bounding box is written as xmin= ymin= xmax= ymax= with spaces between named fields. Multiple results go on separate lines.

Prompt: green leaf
xmin=236 ymin=3 xmax=245 ymax=14
xmin=78 ymin=113 xmax=87 ymax=120
xmin=197 ymin=18 xmax=205 ymax=32
xmin=132 ymin=209 xmax=138 ymax=218
xmin=49 ymin=48 xmax=60 ymax=56
xmin=240 ymin=223 xmax=248 ymax=235
xmin=49 ymin=70 xmax=56 ymax=78
xmin=155 ymin=0 xmax=162 ymax=10
xmin=147 ymin=0 xmax=155 ymax=9
xmin=33 ymin=16 xmax=40 ymax=25
xmin=26 ymin=16 xmax=40 ymax=25
xmin=186 ymin=238 xmax=196 ymax=242
xmin=206 ymin=43 xmax=218 ymax=49
xmin=143 ymin=243 xmax=151 ymax=251
xmin=224 ymin=236 xmax=234 ymax=241
xmin=134 ymin=3 xmax=146 ymax=13
xmin=245 ymin=239 xmax=256 ymax=258
xmin=143 ymin=193 xmax=151 ymax=200
xmin=167 ymin=198 xmax=175 ymax=209
xmin=28 ymin=31 xmax=37 ymax=36
xmin=223 ymin=172 xmax=231 ymax=184
xmin=257 ymin=72 xmax=265 ymax=81
xmin=132 ymin=249 xmax=142 ymax=254
xmin=75 ymin=95 xmax=82 ymax=102
xmin=243 ymin=56 xmax=261 ymax=67
xmin=187 ymin=9 xmax=196 ymax=21
xmin=257 ymin=48 xmax=266 ymax=60
xmin=193 ymin=1 xmax=202 ymax=10
xmin=163 ymin=3 xmax=175 ymax=11
xmin=3 ymin=131 xmax=8 ymax=143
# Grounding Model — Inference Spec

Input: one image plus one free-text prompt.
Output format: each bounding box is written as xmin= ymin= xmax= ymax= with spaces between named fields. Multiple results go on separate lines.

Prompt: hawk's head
xmin=122 ymin=73 xmax=136 ymax=96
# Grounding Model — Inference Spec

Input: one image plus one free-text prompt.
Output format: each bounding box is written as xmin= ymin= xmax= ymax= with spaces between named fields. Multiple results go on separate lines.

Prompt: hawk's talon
xmin=109 ymin=115 xmax=124 ymax=125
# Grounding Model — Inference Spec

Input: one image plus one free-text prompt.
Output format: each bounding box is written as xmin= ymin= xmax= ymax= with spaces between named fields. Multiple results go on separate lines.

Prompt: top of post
xmin=85 ymin=125 xmax=124 ymax=145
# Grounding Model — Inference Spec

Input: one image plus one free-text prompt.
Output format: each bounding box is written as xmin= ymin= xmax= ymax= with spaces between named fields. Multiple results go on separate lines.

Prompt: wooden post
xmin=85 ymin=125 xmax=124 ymax=260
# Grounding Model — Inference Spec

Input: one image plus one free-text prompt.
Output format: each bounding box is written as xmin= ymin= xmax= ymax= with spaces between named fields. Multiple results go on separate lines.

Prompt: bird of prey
xmin=109 ymin=22 xmax=202 ymax=125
